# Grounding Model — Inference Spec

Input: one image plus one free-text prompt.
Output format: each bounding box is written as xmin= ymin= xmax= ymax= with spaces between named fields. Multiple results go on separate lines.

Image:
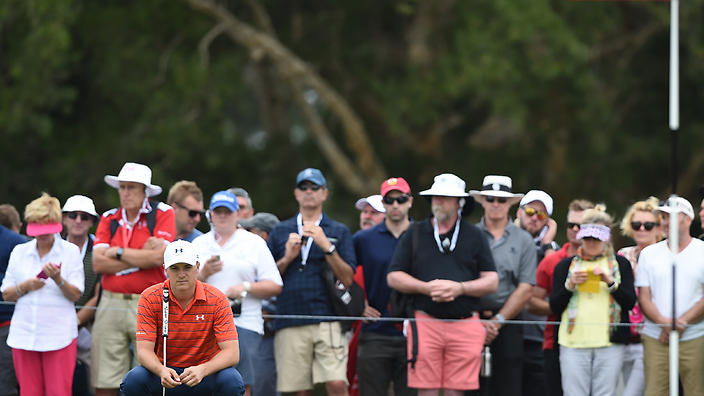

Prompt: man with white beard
xmin=387 ymin=173 xmax=498 ymax=395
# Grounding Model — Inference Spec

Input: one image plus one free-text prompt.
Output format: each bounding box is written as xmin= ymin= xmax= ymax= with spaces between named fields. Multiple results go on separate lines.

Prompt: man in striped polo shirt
xmin=121 ymin=240 xmax=244 ymax=395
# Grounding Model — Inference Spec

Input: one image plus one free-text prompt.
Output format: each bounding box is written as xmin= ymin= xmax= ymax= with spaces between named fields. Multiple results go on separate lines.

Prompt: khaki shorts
xmin=90 ymin=290 xmax=140 ymax=389
xmin=274 ymin=321 xmax=348 ymax=392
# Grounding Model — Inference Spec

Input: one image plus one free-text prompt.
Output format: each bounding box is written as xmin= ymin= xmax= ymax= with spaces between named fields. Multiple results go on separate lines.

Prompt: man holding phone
xmin=267 ymin=168 xmax=356 ymax=396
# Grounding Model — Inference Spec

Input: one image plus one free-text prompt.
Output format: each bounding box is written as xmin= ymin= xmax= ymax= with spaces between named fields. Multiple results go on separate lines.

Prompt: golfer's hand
xmin=160 ymin=367 xmax=181 ymax=388
xmin=180 ymin=365 xmax=206 ymax=387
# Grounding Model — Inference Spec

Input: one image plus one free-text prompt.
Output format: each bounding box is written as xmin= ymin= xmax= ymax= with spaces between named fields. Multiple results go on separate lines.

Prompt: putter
xmin=162 ymin=286 xmax=169 ymax=396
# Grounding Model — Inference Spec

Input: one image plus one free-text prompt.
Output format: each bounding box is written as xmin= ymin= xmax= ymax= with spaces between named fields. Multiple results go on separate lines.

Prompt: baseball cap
xmin=62 ymin=195 xmax=99 ymax=217
xmin=239 ymin=212 xmax=281 ymax=233
xmin=209 ymin=191 xmax=239 ymax=212
xmin=355 ymin=195 xmax=385 ymax=213
xmin=520 ymin=190 xmax=554 ymax=216
xmin=657 ymin=196 xmax=694 ymax=220
xmin=380 ymin=177 xmax=411 ymax=197
xmin=296 ymin=168 xmax=326 ymax=187
xmin=164 ymin=240 xmax=199 ymax=269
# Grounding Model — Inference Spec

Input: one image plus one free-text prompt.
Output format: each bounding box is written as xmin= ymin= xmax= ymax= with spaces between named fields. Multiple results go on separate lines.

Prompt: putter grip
xmin=162 ymin=287 xmax=169 ymax=337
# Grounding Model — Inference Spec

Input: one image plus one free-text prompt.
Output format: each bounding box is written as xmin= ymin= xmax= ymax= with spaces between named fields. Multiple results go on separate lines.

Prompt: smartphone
xmin=36 ymin=263 xmax=61 ymax=279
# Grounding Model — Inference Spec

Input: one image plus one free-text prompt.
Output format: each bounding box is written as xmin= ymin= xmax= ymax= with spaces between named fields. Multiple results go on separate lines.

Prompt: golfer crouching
xmin=121 ymin=240 xmax=244 ymax=395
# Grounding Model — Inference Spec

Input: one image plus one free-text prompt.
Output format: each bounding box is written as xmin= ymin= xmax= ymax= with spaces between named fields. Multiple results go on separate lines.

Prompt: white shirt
xmin=192 ymin=229 xmax=282 ymax=334
xmin=635 ymin=238 xmax=704 ymax=341
xmin=1 ymin=237 xmax=85 ymax=351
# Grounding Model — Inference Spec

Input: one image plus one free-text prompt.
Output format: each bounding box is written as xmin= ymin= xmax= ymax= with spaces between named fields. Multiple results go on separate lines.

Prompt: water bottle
xmin=480 ymin=345 xmax=492 ymax=377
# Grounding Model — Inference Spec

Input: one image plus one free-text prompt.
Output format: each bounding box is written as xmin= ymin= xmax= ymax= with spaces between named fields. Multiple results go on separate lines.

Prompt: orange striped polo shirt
xmin=136 ymin=279 xmax=238 ymax=367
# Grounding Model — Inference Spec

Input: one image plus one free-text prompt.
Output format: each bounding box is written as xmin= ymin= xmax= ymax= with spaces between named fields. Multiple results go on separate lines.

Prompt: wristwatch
xmin=116 ymin=247 xmax=124 ymax=261
xmin=243 ymin=281 xmax=252 ymax=292
xmin=325 ymin=244 xmax=337 ymax=255
xmin=494 ymin=313 xmax=506 ymax=324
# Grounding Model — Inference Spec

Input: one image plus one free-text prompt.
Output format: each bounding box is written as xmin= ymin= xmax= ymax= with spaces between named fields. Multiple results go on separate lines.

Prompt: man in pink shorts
xmin=387 ymin=174 xmax=498 ymax=395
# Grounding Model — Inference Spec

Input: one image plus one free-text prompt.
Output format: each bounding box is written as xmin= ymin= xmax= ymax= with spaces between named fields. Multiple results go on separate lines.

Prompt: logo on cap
xmin=387 ymin=178 xmax=398 ymax=186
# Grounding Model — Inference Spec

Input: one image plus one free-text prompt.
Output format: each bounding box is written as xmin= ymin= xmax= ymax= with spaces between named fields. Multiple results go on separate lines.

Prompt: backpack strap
xmin=108 ymin=200 xmax=159 ymax=240
xmin=408 ymin=221 xmax=420 ymax=369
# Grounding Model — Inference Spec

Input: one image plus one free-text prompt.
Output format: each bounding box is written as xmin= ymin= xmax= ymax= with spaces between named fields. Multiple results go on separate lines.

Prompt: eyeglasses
xmin=67 ymin=212 xmax=92 ymax=221
xmin=631 ymin=221 xmax=659 ymax=231
xmin=522 ymin=207 xmax=548 ymax=220
xmin=383 ymin=195 xmax=411 ymax=205
xmin=175 ymin=202 xmax=205 ymax=218
xmin=566 ymin=222 xmax=581 ymax=230
xmin=297 ymin=183 xmax=322 ymax=192
xmin=485 ymin=196 xmax=507 ymax=203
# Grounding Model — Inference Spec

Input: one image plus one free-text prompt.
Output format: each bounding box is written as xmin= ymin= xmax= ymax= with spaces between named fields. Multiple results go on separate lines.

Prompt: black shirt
xmin=388 ymin=218 xmax=496 ymax=319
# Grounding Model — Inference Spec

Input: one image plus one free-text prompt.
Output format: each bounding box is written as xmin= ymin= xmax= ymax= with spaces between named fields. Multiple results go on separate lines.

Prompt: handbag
xmin=322 ymin=260 xmax=365 ymax=331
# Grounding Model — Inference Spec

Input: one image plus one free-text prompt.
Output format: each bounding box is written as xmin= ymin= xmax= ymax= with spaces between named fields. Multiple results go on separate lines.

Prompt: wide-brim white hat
xmin=104 ymin=162 xmax=162 ymax=197
xmin=62 ymin=195 xmax=98 ymax=217
xmin=469 ymin=175 xmax=524 ymax=204
xmin=419 ymin=173 xmax=469 ymax=197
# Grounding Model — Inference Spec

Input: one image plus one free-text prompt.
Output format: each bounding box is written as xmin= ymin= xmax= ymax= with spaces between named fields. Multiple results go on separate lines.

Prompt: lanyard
xmin=432 ymin=210 xmax=461 ymax=253
xmin=297 ymin=213 xmax=322 ymax=266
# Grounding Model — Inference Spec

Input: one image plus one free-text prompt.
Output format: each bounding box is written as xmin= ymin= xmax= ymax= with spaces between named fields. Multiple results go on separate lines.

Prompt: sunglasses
xmin=523 ymin=207 xmax=548 ymax=220
xmin=297 ymin=184 xmax=322 ymax=192
xmin=485 ymin=196 xmax=507 ymax=203
xmin=175 ymin=202 xmax=205 ymax=218
xmin=383 ymin=195 xmax=411 ymax=205
xmin=631 ymin=221 xmax=659 ymax=231
xmin=566 ymin=222 xmax=581 ymax=230
xmin=67 ymin=212 xmax=92 ymax=221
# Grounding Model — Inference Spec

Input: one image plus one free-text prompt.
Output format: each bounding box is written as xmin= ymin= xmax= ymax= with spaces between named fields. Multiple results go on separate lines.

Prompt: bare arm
xmin=77 ymin=282 xmax=101 ymax=326
xmin=136 ymin=340 xmax=182 ymax=389
xmin=459 ymin=271 xmax=499 ymax=297
xmin=528 ymin=286 xmax=552 ymax=316
xmin=497 ymin=282 xmax=533 ymax=321
xmin=226 ymin=280 xmax=282 ymax=300
xmin=179 ymin=340 xmax=240 ymax=387
xmin=2 ymin=278 xmax=45 ymax=302
xmin=93 ymin=239 xmax=166 ymax=275
xmin=324 ymin=249 xmax=354 ymax=287
xmin=387 ymin=270 xmax=430 ymax=295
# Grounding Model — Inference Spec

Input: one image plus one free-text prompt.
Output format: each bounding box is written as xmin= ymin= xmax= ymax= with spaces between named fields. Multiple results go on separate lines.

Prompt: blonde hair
xmin=580 ymin=204 xmax=613 ymax=227
xmin=620 ymin=196 xmax=663 ymax=240
xmin=24 ymin=193 xmax=61 ymax=224
xmin=167 ymin=180 xmax=203 ymax=205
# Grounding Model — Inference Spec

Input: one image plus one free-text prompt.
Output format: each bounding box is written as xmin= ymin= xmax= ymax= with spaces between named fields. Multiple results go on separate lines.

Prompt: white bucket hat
xmin=469 ymin=175 xmax=524 ymax=204
xmin=355 ymin=195 xmax=386 ymax=213
xmin=104 ymin=162 xmax=162 ymax=197
xmin=62 ymin=195 xmax=98 ymax=217
xmin=419 ymin=174 xmax=469 ymax=197
xmin=164 ymin=240 xmax=199 ymax=269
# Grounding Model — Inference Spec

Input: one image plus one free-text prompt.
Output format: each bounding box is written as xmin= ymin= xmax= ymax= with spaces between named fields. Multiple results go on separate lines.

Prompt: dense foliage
xmin=1 ymin=0 xmax=702 ymax=239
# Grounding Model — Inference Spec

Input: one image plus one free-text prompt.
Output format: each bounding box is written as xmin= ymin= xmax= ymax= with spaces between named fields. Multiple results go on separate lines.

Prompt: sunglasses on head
xmin=67 ymin=212 xmax=92 ymax=221
xmin=566 ymin=222 xmax=581 ymax=230
xmin=175 ymin=202 xmax=205 ymax=218
xmin=383 ymin=195 xmax=410 ymax=205
xmin=297 ymin=183 xmax=322 ymax=192
xmin=485 ymin=196 xmax=507 ymax=203
xmin=523 ymin=206 xmax=548 ymax=220
xmin=631 ymin=221 xmax=659 ymax=231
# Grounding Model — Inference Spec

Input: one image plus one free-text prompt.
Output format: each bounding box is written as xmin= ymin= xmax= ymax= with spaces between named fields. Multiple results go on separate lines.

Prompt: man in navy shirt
xmin=0 ymin=224 xmax=27 ymax=396
xmin=267 ymin=168 xmax=355 ymax=396
xmin=354 ymin=177 xmax=415 ymax=396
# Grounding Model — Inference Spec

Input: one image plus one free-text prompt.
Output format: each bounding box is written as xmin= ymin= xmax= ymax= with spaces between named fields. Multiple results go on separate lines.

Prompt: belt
xmin=104 ymin=290 xmax=140 ymax=300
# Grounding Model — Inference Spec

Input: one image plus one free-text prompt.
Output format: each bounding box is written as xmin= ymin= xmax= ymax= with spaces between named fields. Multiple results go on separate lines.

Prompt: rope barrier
xmin=0 ymin=300 xmax=674 ymax=328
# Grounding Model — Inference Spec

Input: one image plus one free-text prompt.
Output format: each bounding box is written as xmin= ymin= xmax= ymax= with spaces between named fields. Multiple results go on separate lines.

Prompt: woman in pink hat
xmin=549 ymin=205 xmax=636 ymax=396
xmin=0 ymin=193 xmax=85 ymax=396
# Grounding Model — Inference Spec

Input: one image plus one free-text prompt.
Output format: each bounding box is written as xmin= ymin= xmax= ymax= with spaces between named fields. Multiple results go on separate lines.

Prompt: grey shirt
xmin=477 ymin=217 xmax=537 ymax=311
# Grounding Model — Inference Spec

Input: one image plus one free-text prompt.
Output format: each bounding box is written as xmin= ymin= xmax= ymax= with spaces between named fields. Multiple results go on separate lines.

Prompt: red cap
xmin=380 ymin=177 xmax=411 ymax=197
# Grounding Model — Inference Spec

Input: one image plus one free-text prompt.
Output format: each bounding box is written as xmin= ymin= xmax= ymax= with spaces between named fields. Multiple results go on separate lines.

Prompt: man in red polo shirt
xmin=92 ymin=162 xmax=176 ymax=396
xmin=121 ymin=239 xmax=243 ymax=395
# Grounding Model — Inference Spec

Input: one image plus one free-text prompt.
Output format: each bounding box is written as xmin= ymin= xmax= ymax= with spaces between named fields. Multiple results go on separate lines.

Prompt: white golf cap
xmin=657 ymin=196 xmax=694 ymax=220
xmin=419 ymin=173 xmax=469 ymax=197
xmin=355 ymin=195 xmax=386 ymax=213
xmin=104 ymin=162 xmax=163 ymax=197
xmin=163 ymin=240 xmax=199 ymax=269
xmin=62 ymin=195 xmax=98 ymax=217
xmin=520 ymin=190 xmax=554 ymax=216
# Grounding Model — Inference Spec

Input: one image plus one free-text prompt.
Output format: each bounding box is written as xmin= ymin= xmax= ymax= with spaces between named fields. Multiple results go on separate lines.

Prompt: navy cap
xmin=209 ymin=190 xmax=239 ymax=212
xmin=296 ymin=168 xmax=326 ymax=187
